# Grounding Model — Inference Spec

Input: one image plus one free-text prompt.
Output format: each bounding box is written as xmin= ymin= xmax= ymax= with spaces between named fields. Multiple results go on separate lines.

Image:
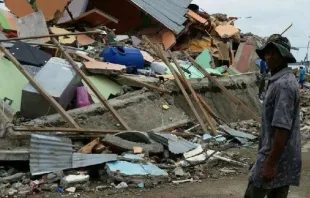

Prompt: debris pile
xmin=0 ymin=1 xmax=270 ymax=197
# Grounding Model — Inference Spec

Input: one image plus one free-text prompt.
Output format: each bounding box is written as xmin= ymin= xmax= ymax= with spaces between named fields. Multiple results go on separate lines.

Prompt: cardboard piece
xmin=0 ymin=8 xmax=17 ymax=31
xmin=17 ymin=11 xmax=50 ymax=43
xmin=162 ymin=30 xmax=176 ymax=50
xmin=59 ymin=8 xmax=118 ymax=27
xmin=36 ymin=0 xmax=68 ymax=21
xmin=187 ymin=9 xmax=208 ymax=25
xmin=4 ymin=0 xmax=35 ymax=18
xmin=215 ymin=24 xmax=240 ymax=38
xmin=133 ymin=147 xmax=143 ymax=154
xmin=50 ymin=27 xmax=76 ymax=44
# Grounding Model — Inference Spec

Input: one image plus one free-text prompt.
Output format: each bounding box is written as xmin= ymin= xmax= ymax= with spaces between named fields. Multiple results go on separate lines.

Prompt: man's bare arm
xmin=266 ymin=127 xmax=289 ymax=165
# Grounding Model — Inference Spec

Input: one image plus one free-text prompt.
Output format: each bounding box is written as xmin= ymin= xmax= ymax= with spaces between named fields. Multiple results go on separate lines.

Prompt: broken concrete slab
xmin=0 ymin=173 xmax=25 ymax=183
xmin=60 ymin=175 xmax=89 ymax=188
xmin=103 ymin=134 xmax=164 ymax=154
xmin=17 ymin=11 xmax=50 ymax=43
xmin=0 ymin=150 xmax=29 ymax=161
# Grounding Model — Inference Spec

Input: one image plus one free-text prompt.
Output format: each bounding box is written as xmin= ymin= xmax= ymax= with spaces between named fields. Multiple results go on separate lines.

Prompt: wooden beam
xmin=78 ymin=138 xmax=100 ymax=154
xmin=143 ymin=36 xmax=209 ymax=134
xmin=120 ymin=75 xmax=171 ymax=94
xmin=169 ymin=50 xmax=217 ymax=135
xmin=0 ymin=43 xmax=80 ymax=128
xmin=49 ymin=34 xmax=130 ymax=130
xmin=0 ymin=31 xmax=102 ymax=42
xmin=184 ymin=51 xmax=261 ymax=122
xmin=13 ymin=126 xmax=122 ymax=134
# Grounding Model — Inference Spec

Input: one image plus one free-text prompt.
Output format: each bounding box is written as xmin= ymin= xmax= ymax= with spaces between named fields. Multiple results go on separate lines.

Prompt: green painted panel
xmin=0 ymin=57 xmax=28 ymax=111
xmin=83 ymin=76 xmax=121 ymax=103
xmin=195 ymin=49 xmax=212 ymax=69
xmin=0 ymin=11 xmax=10 ymax=30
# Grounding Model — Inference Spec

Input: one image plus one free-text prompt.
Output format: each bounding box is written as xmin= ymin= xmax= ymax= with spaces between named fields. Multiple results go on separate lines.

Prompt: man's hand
xmin=262 ymin=161 xmax=277 ymax=182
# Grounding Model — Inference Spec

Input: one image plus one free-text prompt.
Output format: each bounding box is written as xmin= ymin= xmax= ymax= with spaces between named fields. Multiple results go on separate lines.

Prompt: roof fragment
xmin=4 ymin=0 xmax=35 ymax=18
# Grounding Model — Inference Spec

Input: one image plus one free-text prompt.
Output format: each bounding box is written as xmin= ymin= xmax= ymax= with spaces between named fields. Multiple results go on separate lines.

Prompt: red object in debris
xmin=76 ymin=86 xmax=91 ymax=108
xmin=6 ymin=32 xmax=18 ymax=38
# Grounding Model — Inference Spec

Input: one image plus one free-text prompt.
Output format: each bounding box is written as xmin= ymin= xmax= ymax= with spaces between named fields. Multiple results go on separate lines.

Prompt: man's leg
xmin=267 ymin=186 xmax=290 ymax=198
xmin=244 ymin=182 xmax=270 ymax=198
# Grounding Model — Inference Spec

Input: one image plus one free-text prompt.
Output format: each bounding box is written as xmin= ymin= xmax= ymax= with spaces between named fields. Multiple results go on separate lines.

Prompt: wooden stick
xmin=143 ymin=36 xmax=209 ymax=134
xmin=0 ymin=43 xmax=80 ymax=128
xmin=50 ymin=34 xmax=130 ymax=130
xmin=13 ymin=126 xmax=122 ymax=134
xmin=281 ymin=23 xmax=293 ymax=35
xmin=184 ymin=52 xmax=261 ymax=122
xmin=0 ymin=31 xmax=102 ymax=42
xmin=168 ymin=51 xmax=217 ymax=135
xmin=120 ymin=75 xmax=171 ymax=94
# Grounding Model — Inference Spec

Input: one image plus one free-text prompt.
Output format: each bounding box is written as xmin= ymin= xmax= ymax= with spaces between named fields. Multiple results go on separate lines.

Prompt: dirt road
xmin=45 ymin=146 xmax=310 ymax=198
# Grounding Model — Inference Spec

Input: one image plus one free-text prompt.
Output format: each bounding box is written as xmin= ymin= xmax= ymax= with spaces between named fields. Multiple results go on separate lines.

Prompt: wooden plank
xmin=0 ymin=43 xmax=80 ymax=128
xmin=0 ymin=30 xmax=102 ymax=42
xmin=78 ymin=138 xmax=100 ymax=154
xmin=184 ymin=51 xmax=261 ymax=122
xmin=169 ymin=50 xmax=217 ymax=135
xmin=143 ymin=36 xmax=209 ymax=134
xmin=50 ymin=35 xmax=130 ymax=130
xmin=13 ymin=126 xmax=122 ymax=134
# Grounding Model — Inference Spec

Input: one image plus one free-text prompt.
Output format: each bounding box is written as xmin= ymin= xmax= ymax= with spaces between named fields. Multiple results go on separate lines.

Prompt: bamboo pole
xmin=184 ymin=51 xmax=261 ymax=122
xmin=0 ymin=44 xmax=80 ymax=128
xmin=143 ymin=36 xmax=209 ymax=134
xmin=168 ymin=51 xmax=217 ymax=135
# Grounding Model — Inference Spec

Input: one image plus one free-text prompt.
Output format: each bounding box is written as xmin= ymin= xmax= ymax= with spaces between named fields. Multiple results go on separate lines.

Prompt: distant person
xmin=299 ymin=66 xmax=306 ymax=89
xmin=244 ymin=34 xmax=301 ymax=198
xmin=258 ymin=60 xmax=268 ymax=99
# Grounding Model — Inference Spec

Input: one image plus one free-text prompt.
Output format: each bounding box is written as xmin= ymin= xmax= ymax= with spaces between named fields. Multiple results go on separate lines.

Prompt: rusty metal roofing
xmin=30 ymin=135 xmax=73 ymax=176
xmin=149 ymin=132 xmax=197 ymax=154
xmin=130 ymin=0 xmax=192 ymax=34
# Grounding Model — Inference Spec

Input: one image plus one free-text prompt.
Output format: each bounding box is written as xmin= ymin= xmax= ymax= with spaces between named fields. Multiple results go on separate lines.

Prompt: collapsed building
xmin=0 ymin=0 xmax=270 ymax=196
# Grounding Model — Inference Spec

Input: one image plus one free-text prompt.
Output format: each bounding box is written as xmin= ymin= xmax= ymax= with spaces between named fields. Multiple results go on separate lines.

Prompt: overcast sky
xmin=193 ymin=0 xmax=310 ymax=62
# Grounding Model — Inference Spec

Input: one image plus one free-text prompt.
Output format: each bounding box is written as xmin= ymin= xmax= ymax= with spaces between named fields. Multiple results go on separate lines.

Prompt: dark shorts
xmin=299 ymin=79 xmax=305 ymax=85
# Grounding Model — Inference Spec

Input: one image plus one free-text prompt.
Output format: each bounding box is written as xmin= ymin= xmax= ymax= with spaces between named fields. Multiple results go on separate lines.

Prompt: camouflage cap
xmin=256 ymin=34 xmax=296 ymax=63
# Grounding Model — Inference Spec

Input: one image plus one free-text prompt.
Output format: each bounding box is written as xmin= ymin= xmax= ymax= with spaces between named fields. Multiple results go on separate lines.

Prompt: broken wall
xmin=25 ymin=73 xmax=261 ymax=130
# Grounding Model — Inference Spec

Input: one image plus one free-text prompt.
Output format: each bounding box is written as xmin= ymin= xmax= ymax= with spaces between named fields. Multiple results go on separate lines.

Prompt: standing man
xmin=299 ymin=66 xmax=306 ymax=89
xmin=244 ymin=34 xmax=301 ymax=198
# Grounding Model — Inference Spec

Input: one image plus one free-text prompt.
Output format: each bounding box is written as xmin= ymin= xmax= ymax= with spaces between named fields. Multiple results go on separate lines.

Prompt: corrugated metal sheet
xmin=130 ymin=0 xmax=192 ymax=34
xmin=72 ymin=153 xmax=117 ymax=168
xmin=149 ymin=132 xmax=197 ymax=154
xmin=30 ymin=135 xmax=73 ymax=176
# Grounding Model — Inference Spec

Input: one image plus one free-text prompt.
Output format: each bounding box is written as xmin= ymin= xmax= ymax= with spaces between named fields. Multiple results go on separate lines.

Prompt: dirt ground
xmin=42 ymin=143 xmax=310 ymax=198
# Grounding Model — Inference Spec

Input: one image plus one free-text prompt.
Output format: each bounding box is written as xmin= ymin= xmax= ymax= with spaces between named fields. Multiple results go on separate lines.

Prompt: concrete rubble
xmin=0 ymin=1 xmax=307 ymax=197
